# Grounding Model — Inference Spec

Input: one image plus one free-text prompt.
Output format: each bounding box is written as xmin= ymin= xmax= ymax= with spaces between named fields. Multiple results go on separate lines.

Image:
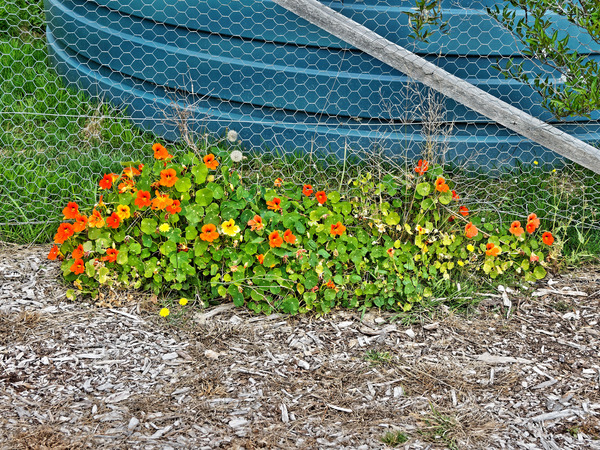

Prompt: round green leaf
xmin=533 ymin=266 xmax=547 ymax=280
xmin=141 ymin=218 xmax=157 ymax=235
xmin=416 ymin=182 xmax=431 ymax=197
xmin=175 ymin=176 xmax=192 ymax=193
xmin=196 ymin=188 xmax=214 ymax=206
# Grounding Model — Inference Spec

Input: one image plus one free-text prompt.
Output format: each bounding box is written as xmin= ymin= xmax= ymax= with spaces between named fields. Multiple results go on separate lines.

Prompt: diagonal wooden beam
xmin=273 ymin=0 xmax=600 ymax=174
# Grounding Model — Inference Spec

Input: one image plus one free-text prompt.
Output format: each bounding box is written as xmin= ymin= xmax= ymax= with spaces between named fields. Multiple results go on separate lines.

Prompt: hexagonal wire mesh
xmin=1 ymin=0 xmax=599 ymax=246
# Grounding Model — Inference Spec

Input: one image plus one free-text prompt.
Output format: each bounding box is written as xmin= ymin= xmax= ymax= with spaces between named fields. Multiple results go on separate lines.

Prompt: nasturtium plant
xmin=49 ymin=144 xmax=558 ymax=315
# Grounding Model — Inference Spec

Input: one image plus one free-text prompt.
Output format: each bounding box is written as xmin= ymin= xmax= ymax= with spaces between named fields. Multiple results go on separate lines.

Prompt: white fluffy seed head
xmin=227 ymin=129 xmax=238 ymax=143
xmin=230 ymin=150 xmax=243 ymax=162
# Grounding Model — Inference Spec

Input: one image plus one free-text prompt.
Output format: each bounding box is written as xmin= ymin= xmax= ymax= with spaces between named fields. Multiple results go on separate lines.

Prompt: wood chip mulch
xmin=1 ymin=244 xmax=599 ymax=449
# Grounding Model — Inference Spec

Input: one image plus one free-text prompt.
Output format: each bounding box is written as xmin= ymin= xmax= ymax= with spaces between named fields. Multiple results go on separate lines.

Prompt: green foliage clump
xmin=48 ymin=144 xmax=559 ymax=315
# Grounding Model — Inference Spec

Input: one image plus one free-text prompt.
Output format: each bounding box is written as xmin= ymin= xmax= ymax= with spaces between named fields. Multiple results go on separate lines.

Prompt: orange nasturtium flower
xmin=302 ymin=184 xmax=313 ymax=196
xmin=283 ymin=229 xmax=296 ymax=244
xmin=102 ymin=248 xmax=119 ymax=263
xmin=62 ymin=202 xmax=79 ymax=219
xmin=153 ymin=143 xmax=172 ymax=160
xmin=526 ymin=221 xmax=537 ymax=234
xmin=200 ymin=224 xmax=219 ymax=242
xmin=248 ymin=215 xmax=263 ymax=231
xmin=88 ymin=209 xmax=105 ymax=228
xmin=330 ymin=222 xmax=346 ymax=237
xmin=47 ymin=245 xmax=60 ymax=261
xmin=530 ymin=253 xmax=539 ymax=262
xmin=204 ymin=153 xmax=219 ymax=170
xmin=72 ymin=244 xmax=84 ymax=260
xmin=315 ymin=191 xmax=327 ymax=205
xmin=118 ymin=179 xmax=137 ymax=194
xmin=542 ymin=231 xmax=554 ymax=245
xmin=151 ymin=191 xmax=173 ymax=210
xmin=415 ymin=159 xmax=429 ymax=176
xmin=166 ymin=200 xmax=182 ymax=215
xmin=528 ymin=213 xmax=541 ymax=230
xmin=159 ymin=168 xmax=178 ymax=187
xmin=73 ymin=214 xmax=88 ymax=232
xmin=274 ymin=178 xmax=283 ymax=187
xmin=509 ymin=221 xmax=524 ymax=237
xmin=70 ymin=258 xmax=85 ymax=275
xmin=485 ymin=243 xmax=501 ymax=257
xmin=435 ymin=177 xmax=450 ymax=193
xmin=452 ymin=190 xmax=459 ymax=201
xmin=122 ymin=166 xmax=141 ymax=178
xmin=325 ymin=280 xmax=336 ymax=290
xmin=387 ymin=248 xmax=395 ymax=257
xmin=99 ymin=173 xmax=118 ymax=190
xmin=256 ymin=254 xmax=265 ymax=264
xmin=116 ymin=204 xmax=131 ymax=220
xmin=459 ymin=206 xmax=469 ymax=217
xmin=54 ymin=223 xmax=74 ymax=244
xmin=269 ymin=231 xmax=283 ymax=248
xmin=266 ymin=197 xmax=281 ymax=211
xmin=106 ymin=212 xmax=121 ymax=229
xmin=465 ymin=222 xmax=478 ymax=239
xmin=135 ymin=190 xmax=152 ymax=208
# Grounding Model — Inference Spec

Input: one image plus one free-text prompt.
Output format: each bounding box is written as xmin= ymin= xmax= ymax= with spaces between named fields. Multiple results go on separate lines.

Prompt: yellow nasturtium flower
xmin=221 ymin=219 xmax=240 ymax=237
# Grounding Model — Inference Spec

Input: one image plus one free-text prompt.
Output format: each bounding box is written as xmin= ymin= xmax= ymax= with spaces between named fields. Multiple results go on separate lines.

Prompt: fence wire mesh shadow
xmin=1 ymin=0 xmax=599 ymax=247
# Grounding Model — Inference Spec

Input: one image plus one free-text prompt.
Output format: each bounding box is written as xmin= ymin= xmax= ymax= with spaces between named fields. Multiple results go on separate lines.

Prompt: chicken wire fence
xmin=1 ymin=0 xmax=600 ymax=242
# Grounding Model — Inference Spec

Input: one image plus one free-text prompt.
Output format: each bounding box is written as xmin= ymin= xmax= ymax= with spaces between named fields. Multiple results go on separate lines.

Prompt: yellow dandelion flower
xmin=179 ymin=298 xmax=188 ymax=306
xmin=457 ymin=260 xmax=465 ymax=266
xmin=467 ymin=244 xmax=475 ymax=252
xmin=533 ymin=160 xmax=539 ymax=165
xmin=159 ymin=308 xmax=170 ymax=317
xmin=159 ymin=223 xmax=171 ymax=233
xmin=221 ymin=219 xmax=240 ymax=237
xmin=116 ymin=204 xmax=131 ymax=220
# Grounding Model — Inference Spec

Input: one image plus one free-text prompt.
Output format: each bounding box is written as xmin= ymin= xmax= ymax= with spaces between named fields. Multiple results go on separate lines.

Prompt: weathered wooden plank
xmin=273 ymin=0 xmax=600 ymax=174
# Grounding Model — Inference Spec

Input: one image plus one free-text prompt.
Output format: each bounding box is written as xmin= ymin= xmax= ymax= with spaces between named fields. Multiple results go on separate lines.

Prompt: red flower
xmin=452 ymin=190 xmax=459 ymax=201
xmin=200 ymin=224 xmax=219 ymax=242
xmin=70 ymin=258 xmax=85 ymax=275
xmin=315 ymin=191 xmax=327 ymax=205
xmin=526 ymin=221 xmax=536 ymax=234
xmin=435 ymin=177 xmax=450 ymax=193
xmin=62 ymin=202 xmax=79 ymax=219
xmin=486 ymin=243 xmax=500 ymax=257
xmin=54 ymin=223 xmax=74 ymax=244
xmin=459 ymin=206 xmax=469 ymax=217
xmin=135 ymin=190 xmax=152 ymax=208
xmin=106 ymin=212 xmax=121 ymax=229
xmin=302 ymin=184 xmax=313 ymax=196
xmin=509 ymin=221 xmax=524 ymax=237
xmin=530 ymin=253 xmax=539 ymax=262
xmin=542 ymin=231 xmax=554 ymax=246
xmin=465 ymin=222 xmax=478 ymax=239
xmin=204 ymin=153 xmax=219 ymax=170
xmin=102 ymin=248 xmax=119 ymax=263
xmin=73 ymin=214 xmax=88 ymax=232
xmin=99 ymin=173 xmax=117 ymax=190
xmin=415 ymin=159 xmax=429 ymax=176
xmin=248 ymin=215 xmax=263 ymax=231
xmin=72 ymin=244 xmax=84 ymax=260
xmin=159 ymin=168 xmax=178 ymax=187
xmin=166 ymin=200 xmax=182 ymax=215
xmin=387 ymin=248 xmax=394 ymax=257
xmin=283 ymin=229 xmax=296 ymax=244
xmin=256 ymin=254 xmax=265 ymax=264
xmin=266 ymin=197 xmax=281 ymax=211
xmin=274 ymin=178 xmax=283 ymax=187
xmin=153 ymin=143 xmax=172 ymax=160
xmin=330 ymin=222 xmax=346 ymax=237
xmin=269 ymin=231 xmax=283 ymax=248
xmin=48 ymin=245 xmax=59 ymax=261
